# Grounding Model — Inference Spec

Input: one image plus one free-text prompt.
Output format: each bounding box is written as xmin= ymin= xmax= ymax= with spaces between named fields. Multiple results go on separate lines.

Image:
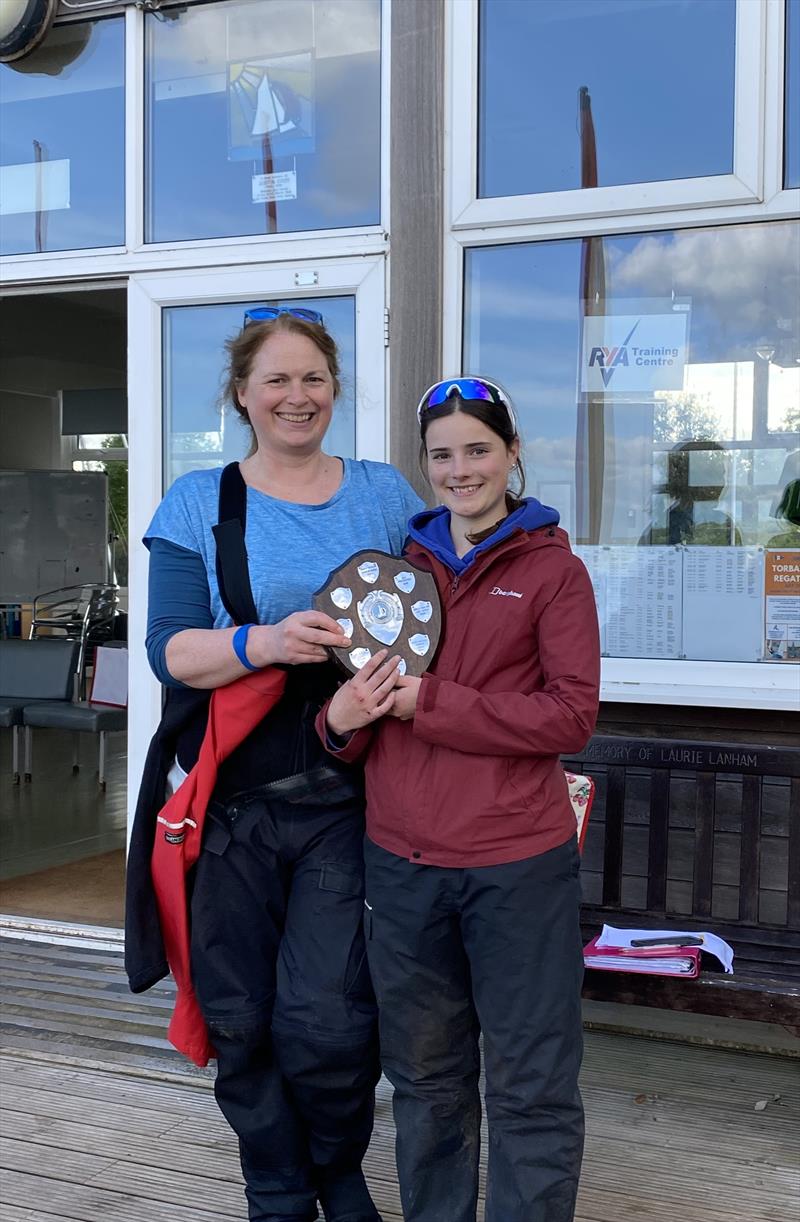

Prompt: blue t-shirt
xmin=145 ymin=460 xmax=424 ymax=683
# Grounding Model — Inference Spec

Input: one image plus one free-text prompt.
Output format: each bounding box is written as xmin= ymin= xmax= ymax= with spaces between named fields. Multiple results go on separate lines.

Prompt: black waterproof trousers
xmin=363 ymin=836 xmax=585 ymax=1222
xmin=190 ymin=792 xmax=382 ymax=1222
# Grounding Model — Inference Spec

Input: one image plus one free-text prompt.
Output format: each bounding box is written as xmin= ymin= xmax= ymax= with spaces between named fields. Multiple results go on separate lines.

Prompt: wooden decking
xmin=0 ymin=937 xmax=797 ymax=1220
xmin=1 ymin=1031 xmax=797 ymax=1221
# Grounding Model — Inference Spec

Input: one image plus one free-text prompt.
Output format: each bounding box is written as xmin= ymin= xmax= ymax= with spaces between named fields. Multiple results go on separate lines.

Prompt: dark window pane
xmin=163 ymin=297 xmax=356 ymax=486
xmin=146 ymin=0 xmax=381 ymax=242
xmin=0 ymin=19 xmax=125 ymax=256
xmin=464 ymin=222 xmax=800 ymax=662
xmin=786 ymin=0 xmax=800 ymax=188
xmin=478 ymin=0 xmax=735 ymax=198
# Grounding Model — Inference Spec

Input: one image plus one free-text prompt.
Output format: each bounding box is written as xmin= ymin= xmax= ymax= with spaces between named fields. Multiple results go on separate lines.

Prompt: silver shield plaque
xmin=314 ymin=550 xmax=442 ymax=678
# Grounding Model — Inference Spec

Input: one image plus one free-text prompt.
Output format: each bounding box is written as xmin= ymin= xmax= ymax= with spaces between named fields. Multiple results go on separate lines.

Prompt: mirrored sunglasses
xmin=243 ymin=305 xmax=324 ymax=328
xmin=416 ymin=377 xmax=517 ymax=432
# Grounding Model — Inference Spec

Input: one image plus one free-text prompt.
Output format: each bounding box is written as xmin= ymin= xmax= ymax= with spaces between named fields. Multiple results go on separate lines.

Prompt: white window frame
xmin=444 ymin=0 xmax=800 ymax=711
xmin=126 ymin=255 xmax=388 ymax=805
xmin=449 ymin=0 xmax=772 ymax=230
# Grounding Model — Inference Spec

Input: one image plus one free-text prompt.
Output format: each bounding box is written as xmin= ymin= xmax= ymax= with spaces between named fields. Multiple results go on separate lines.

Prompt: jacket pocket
xmin=318 ymin=863 xmax=372 ymax=999
xmin=319 ymin=862 xmax=364 ymax=896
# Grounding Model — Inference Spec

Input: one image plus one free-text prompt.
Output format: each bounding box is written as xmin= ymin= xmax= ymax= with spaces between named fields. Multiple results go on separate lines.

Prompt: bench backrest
xmin=0 ymin=639 xmax=80 ymax=701
xmin=564 ymin=735 xmax=800 ymax=957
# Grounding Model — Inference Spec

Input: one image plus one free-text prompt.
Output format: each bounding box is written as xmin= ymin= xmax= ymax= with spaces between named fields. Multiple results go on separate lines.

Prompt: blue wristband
xmin=232 ymin=623 xmax=261 ymax=671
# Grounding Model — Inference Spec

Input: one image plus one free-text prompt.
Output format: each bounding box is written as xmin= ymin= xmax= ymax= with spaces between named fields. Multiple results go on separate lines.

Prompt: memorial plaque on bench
xmin=314 ymin=550 xmax=442 ymax=678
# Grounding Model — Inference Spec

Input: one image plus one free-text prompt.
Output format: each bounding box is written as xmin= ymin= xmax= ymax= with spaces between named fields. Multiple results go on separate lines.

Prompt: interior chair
xmin=23 ymin=699 xmax=126 ymax=789
xmin=0 ymin=639 xmax=79 ymax=784
xmin=23 ymin=642 xmax=127 ymax=790
xmin=29 ymin=583 xmax=119 ymax=699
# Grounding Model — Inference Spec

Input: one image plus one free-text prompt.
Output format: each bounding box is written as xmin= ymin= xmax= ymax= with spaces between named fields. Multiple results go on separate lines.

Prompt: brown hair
xmin=223 ymin=312 xmax=342 ymax=456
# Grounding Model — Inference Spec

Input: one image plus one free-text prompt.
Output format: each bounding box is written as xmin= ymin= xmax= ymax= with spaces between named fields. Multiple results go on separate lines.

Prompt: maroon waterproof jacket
xmin=318 ymin=525 xmax=600 ymax=867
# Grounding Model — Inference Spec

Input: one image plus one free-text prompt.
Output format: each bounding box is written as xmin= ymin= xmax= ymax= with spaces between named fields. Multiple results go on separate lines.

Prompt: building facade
xmin=1 ymin=0 xmax=798 ymax=927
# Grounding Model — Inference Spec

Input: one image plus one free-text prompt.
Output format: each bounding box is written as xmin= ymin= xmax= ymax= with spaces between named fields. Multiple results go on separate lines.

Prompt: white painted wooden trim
xmin=380 ymin=0 xmax=391 ymax=236
xmin=123 ymin=3 xmax=143 ymax=252
xmin=351 ymin=259 xmax=388 ymax=462
xmin=600 ymin=658 xmax=800 ymax=711
xmin=447 ymin=0 xmax=479 ymax=228
xmin=443 ymin=192 xmax=800 ymax=253
xmin=441 ymin=231 xmax=464 ymax=379
xmin=0 ymin=914 xmax=124 ymax=950
xmin=0 ymin=232 xmax=390 ymax=287
xmin=763 ymin=0 xmax=792 ymax=202
xmin=453 ymin=176 xmax=765 ymax=233
xmin=449 ymin=0 xmax=768 ymax=231
xmin=126 ymin=275 xmax=164 ymax=838
xmin=731 ymin=0 xmax=768 ymax=201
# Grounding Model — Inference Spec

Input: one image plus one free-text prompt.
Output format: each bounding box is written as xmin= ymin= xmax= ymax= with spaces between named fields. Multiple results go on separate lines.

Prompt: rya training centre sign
xmin=580 ymin=312 xmax=689 ymax=394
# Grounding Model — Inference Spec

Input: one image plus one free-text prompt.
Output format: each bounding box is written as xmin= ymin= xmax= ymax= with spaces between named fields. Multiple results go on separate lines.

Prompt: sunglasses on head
xmin=243 ymin=305 xmax=324 ymax=328
xmin=416 ymin=377 xmax=517 ymax=432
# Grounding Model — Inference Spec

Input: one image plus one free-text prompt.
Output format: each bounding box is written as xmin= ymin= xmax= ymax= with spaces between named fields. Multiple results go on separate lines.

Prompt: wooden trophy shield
xmin=313 ymin=550 xmax=442 ymax=678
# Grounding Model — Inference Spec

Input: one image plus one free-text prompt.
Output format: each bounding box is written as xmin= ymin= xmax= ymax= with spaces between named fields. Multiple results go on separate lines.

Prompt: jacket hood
xmin=407 ymin=497 xmax=561 ymax=575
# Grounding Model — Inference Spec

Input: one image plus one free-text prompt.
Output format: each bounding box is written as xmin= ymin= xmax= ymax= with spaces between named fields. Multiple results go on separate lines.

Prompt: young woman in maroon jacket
xmin=321 ymin=377 xmax=600 ymax=1222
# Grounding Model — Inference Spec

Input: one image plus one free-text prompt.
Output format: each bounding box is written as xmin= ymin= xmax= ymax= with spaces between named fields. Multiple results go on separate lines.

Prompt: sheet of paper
xmin=681 ymin=547 xmax=763 ymax=662
xmin=91 ymin=646 xmax=128 ymax=707
xmin=575 ymin=546 xmax=682 ymax=658
xmin=596 ymin=924 xmax=734 ymax=973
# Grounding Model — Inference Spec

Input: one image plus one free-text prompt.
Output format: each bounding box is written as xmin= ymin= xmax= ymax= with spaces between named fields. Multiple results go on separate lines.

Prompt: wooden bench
xmin=563 ymin=735 xmax=800 ymax=1032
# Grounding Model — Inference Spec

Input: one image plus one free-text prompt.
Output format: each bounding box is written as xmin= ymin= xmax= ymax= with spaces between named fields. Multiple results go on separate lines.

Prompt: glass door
xmin=126 ymin=257 xmax=386 ymax=831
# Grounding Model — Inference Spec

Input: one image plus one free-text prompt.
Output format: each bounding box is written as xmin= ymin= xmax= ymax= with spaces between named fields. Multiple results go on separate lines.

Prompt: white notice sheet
xmin=681 ymin=547 xmax=763 ymax=661
xmin=575 ymin=546 xmax=682 ymax=658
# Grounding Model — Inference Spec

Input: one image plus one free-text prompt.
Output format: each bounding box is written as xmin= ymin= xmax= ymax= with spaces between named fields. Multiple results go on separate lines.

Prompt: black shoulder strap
xmin=212 ymin=462 xmax=258 ymax=626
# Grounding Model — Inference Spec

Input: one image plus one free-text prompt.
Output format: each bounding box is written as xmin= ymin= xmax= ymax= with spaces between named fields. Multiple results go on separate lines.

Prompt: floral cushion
xmin=564 ymin=771 xmax=594 ymax=852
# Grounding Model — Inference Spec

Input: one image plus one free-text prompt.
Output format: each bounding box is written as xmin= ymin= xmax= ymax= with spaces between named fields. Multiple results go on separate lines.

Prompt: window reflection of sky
xmin=146 ymin=0 xmax=380 ymax=242
xmin=0 ymin=18 xmax=125 ymax=255
xmin=478 ymin=0 xmax=735 ymax=197
xmin=164 ymin=297 xmax=356 ymax=488
xmin=464 ymin=221 xmax=800 ymax=548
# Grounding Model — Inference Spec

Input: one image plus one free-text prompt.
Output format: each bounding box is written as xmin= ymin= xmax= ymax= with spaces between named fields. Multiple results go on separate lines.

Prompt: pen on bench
xmin=629 ymin=935 xmax=704 ymax=948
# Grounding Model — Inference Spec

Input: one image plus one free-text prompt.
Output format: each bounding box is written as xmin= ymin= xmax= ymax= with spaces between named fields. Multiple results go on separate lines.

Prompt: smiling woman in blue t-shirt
xmin=140 ymin=306 xmax=422 ymax=1222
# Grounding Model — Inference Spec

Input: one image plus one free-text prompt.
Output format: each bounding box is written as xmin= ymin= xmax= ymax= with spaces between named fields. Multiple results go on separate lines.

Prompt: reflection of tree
xmin=170 ymin=431 xmax=224 ymax=484
xmin=778 ymin=402 xmax=800 ymax=435
xmin=178 ymin=431 xmax=221 ymax=452
xmin=654 ymin=393 xmax=721 ymax=444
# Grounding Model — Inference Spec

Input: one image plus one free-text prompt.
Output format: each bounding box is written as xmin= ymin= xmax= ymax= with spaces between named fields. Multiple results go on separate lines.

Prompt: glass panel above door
xmin=163 ymin=296 xmax=356 ymax=487
xmin=477 ymin=0 xmax=735 ymax=199
xmin=146 ymin=0 xmax=381 ymax=243
xmin=0 ymin=18 xmax=125 ymax=256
